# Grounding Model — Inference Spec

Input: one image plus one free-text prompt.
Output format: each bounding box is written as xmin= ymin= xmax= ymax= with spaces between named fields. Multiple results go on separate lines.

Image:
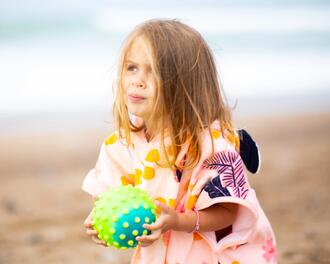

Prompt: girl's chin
xmin=127 ymin=109 xmax=146 ymax=119
xmin=126 ymin=103 xmax=152 ymax=119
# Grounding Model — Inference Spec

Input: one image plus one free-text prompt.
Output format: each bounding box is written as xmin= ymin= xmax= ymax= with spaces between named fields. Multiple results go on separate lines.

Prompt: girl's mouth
xmin=128 ymin=94 xmax=145 ymax=103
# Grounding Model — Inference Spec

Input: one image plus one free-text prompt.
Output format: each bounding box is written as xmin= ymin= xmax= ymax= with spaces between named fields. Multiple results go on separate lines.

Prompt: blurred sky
xmin=0 ymin=0 xmax=329 ymax=122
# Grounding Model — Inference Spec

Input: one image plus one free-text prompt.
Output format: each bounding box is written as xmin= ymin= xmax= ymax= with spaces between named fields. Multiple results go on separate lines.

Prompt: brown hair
xmin=113 ymin=19 xmax=234 ymax=169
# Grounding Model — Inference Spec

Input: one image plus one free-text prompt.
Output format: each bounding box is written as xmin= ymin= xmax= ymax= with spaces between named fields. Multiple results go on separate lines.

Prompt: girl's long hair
xmin=113 ymin=19 xmax=234 ymax=169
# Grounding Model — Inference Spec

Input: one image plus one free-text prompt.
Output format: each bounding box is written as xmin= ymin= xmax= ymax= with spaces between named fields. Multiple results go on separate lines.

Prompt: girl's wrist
xmin=175 ymin=211 xmax=197 ymax=233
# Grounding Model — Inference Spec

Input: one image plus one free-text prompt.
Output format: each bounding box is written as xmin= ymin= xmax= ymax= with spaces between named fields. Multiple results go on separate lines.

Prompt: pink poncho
xmin=82 ymin=120 xmax=277 ymax=264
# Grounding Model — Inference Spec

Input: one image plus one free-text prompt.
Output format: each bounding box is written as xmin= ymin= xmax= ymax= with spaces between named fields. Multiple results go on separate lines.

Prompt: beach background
xmin=0 ymin=0 xmax=329 ymax=263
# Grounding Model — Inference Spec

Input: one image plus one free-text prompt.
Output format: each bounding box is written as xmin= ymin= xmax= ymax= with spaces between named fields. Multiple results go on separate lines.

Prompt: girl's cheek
xmin=122 ymin=78 xmax=131 ymax=90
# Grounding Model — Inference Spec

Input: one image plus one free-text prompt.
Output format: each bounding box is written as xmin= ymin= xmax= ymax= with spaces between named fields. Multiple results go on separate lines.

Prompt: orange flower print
xmin=193 ymin=232 xmax=203 ymax=241
xmin=134 ymin=169 xmax=142 ymax=185
xmin=186 ymin=195 xmax=198 ymax=210
xmin=145 ymin=149 xmax=160 ymax=162
xmin=211 ymin=130 xmax=221 ymax=139
xmin=120 ymin=175 xmax=134 ymax=186
xmin=104 ymin=133 xmax=118 ymax=145
xmin=143 ymin=166 xmax=155 ymax=180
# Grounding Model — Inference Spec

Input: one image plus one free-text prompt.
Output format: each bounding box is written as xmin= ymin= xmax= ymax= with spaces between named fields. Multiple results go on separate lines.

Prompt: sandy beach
xmin=0 ymin=111 xmax=329 ymax=264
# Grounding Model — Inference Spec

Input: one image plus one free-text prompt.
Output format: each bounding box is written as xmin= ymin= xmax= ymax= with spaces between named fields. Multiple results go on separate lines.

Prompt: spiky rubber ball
xmin=92 ymin=185 xmax=157 ymax=249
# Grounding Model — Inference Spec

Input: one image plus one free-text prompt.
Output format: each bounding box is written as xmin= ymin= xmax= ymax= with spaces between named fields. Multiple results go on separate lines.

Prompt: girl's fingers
xmin=84 ymin=221 xmax=93 ymax=228
xmin=139 ymin=241 xmax=153 ymax=247
xmin=136 ymin=236 xmax=158 ymax=246
xmin=86 ymin=228 xmax=98 ymax=235
xmin=154 ymin=201 xmax=171 ymax=213
xmin=91 ymin=236 xmax=107 ymax=246
xmin=136 ymin=230 xmax=161 ymax=244
xmin=83 ymin=216 xmax=94 ymax=227
xmin=143 ymin=218 xmax=164 ymax=231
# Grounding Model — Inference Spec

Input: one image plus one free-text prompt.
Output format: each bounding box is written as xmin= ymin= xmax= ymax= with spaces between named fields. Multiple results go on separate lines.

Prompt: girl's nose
xmin=132 ymin=70 xmax=147 ymax=88
xmin=132 ymin=81 xmax=146 ymax=89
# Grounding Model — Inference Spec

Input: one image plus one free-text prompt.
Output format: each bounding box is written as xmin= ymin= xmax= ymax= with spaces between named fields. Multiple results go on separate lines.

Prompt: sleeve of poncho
xmin=82 ymin=132 xmax=133 ymax=197
xmin=187 ymin=132 xmax=259 ymax=247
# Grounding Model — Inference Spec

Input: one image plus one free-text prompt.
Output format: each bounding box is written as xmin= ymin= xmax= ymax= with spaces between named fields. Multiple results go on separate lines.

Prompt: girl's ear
xmin=237 ymin=129 xmax=261 ymax=174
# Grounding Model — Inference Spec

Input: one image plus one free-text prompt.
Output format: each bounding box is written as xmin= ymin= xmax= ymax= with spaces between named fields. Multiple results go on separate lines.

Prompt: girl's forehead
xmin=125 ymin=36 xmax=152 ymax=64
xmin=128 ymin=36 xmax=148 ymax=53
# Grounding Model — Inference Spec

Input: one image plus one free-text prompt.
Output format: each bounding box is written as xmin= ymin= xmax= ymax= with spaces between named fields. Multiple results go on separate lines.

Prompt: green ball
xmin=92 ymin=185 xmax=157 ymax=249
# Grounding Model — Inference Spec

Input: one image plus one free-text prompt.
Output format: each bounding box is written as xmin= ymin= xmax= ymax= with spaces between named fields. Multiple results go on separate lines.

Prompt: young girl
xmin=83 ymin=19 xmax=277 ymax=264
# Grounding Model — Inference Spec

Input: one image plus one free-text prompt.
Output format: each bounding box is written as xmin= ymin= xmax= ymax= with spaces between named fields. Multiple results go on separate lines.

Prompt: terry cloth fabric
xmin=82 ymin=119 xmax=277 ymax=264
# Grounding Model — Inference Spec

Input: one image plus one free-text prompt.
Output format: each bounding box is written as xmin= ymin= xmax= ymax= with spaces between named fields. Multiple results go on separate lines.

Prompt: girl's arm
xmin=176 ymin=203 xmax=238 ymax=233
xmin=138 ymin=201 xmax=238 ymax=247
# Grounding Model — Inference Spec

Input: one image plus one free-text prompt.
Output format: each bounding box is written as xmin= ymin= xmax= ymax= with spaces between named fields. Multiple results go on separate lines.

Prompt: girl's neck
xmin=143 ymin=118 xmax=163 ymax=143
xmin=143 ymin=126 xmax=152 ymax=142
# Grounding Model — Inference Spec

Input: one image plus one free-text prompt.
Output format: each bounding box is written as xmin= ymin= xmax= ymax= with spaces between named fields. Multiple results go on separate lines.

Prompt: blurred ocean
xmin=0 ymin=0 xmax=329 ymax=131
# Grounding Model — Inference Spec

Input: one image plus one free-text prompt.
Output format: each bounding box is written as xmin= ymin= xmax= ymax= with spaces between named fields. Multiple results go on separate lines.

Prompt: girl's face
xmin=122 ymin=36 xmax=157 ymax=121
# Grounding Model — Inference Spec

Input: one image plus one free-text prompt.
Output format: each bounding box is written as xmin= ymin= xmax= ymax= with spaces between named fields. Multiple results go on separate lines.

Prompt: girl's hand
xmin=84 ymin=211 xmax=107 ymax=247
xmin=136 ymin=201 xmax=179 ymax=247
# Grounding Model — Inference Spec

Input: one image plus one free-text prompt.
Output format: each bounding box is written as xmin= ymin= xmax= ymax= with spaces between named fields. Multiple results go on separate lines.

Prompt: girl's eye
xmin=127 ymin=64 xmax=137 ymax=72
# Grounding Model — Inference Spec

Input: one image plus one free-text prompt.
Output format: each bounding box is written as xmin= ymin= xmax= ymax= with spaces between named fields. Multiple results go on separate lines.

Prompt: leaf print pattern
xmin=204 ymin=176 xmax=230 ymax=198
xmin=202 ymin=150 xmax=249 ymax=199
